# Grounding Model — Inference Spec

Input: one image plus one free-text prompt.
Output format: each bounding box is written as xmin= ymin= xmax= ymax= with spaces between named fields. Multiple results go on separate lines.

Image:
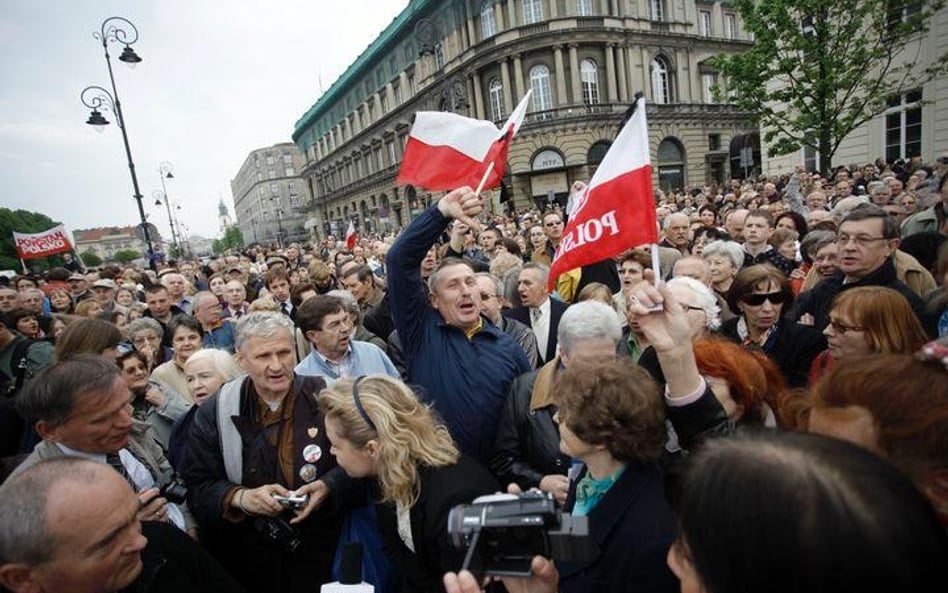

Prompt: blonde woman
xmin=320 ymin=375 xmax=499 ymax=593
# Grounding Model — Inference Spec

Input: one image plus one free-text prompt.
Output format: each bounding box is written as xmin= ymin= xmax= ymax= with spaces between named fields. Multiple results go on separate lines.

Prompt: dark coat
xmin=788 ymin=257 xmax=934 ymax=336
xmin=559 ymin=464 xmax=678 ymax=593
xmin=490 ymin=361 xmax=568 ymax=489
xmin=719 ymin=317 xmax=826 ymax=388
xmin=183 ymin=375 xmax=360 ymax=593
xmin=503 ymin=299 xmax=569 ymax=365
xmin=375 ymin=455 xmax=499 ymax=593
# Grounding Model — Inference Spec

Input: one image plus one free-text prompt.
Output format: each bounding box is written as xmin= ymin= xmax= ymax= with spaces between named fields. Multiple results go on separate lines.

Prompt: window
xmin=489 ymin=78 xmax=505 ymax=121
xmin=258 ymin=187 xmax=266 ymax=198
xmin=699 ymin=10 xmax=712 ymax=36
xmin=657 ymin=138 xmax=685 ymax=191
xmin=523 ymin=0 xmax=544 ymax=24
xmin=380 ymin=94 xmax=389 ymax=114
xmin=651 ymin=57 xmax=671 ymax=104
xmin=481 ymin=2 xmax=496 ymax=38
xmin=266 ymin=155 xmax=275 ymax=166
xmin=434 ymin=43 xmax=445 ymax=70
xmin=724 ymin=13 xmax=737 ymax=39
xmin=576 ymin=0 xmax=593 ymax=16
xmin=649 ymin=0 xmax=664 ymax=21
xmin=580 ymin=59 xmax=600 ymax=105
xmin=708 ymin=134 xmax=721 ymax=151
xmin=256 ymin=172 xmax=263 ymax=182
xmin=884 ymin=90 xmax=922 ymax=162
xmin=393 ymin=82 xmax=402 ymax=104
xmin=285 ymin=167 xmax=295 ymax=177
xmin=268 ymin=169 xmax=277 ymax=179
xmin=375 ymin=147 xmax=383 ymax=171
xmin=282 ymin=154 xmax=292 ymax=164
xmin=388 ymin=142 xmax=397 ymax=165
xmin=702 ymin=73 xmax=717 ymax=103
xmin=270 ymin=183 xmax=279 ymax=195
xmin=530 ymin=65 xmax=553 ymax=111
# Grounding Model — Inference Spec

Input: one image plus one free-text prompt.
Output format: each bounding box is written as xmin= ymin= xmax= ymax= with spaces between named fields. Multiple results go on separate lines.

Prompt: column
xmin=507 ymin=0 xmax=518 ymax=28
xmin=641 ymin=47 xmax=651 ymax=100
xmin=399 ymin=71 xmax=409 ymax=104
xmin=600 ymin=0 xmax=609 ymax=16
xmin=496 ymin=2 xmax=506 ymax=30
xmin=569 ymin=44 xmax=581 ymax=105
xmin=553 ymin=45 xmax=567 ymax=108
xmin=616 ymin=44 xmax=629 ymax=102
xmin=500 ymin=58 xmax=513 ymax=113
xmin=384 ymin=83 xmax=394 ymax=114
xmin=513 ymin=53 xmax=525 ymax=100
xmin=472 ymin=73 xmax=485 ymax=120
xmin=549 ymin=0 xmax=558 ymax=18
xmin=605 ymin=43 xmax=618 ymax=102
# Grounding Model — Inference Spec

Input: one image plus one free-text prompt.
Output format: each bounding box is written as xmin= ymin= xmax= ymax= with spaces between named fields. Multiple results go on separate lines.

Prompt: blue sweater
xmin=386 ymin=205 xmax=531 ymax=462
xmin=295 ymin=340 xmax=400 ymax=381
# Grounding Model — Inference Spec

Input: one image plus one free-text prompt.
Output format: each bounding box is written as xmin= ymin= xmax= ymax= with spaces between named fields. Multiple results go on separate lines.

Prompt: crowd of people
xmin=0 ymin=155 xmax=947 ymax=593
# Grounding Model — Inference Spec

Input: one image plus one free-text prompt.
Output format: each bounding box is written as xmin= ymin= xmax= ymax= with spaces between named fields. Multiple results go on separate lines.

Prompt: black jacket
xmin=503 ymin=299 xmax=569 ymax=365
xmin=490 ymin=362 xmax=568 ymax=489
xmin=788 ymin=257 xmax=933 ymax=335
xmin=184 ymin=375 xmax=361 ymax=593
xmin=719 ymin=317 xmax=826 ymax=388
xmin=375 ymin=455 xmax=499 ymax=593
xmin=122 ymin=521 xmax=244 ymax=593
xmin=559 ymin=464 xmax=678 ymax=593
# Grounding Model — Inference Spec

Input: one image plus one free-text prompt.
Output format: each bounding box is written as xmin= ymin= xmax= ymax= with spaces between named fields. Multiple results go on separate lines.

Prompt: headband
xmin=352 ymin=375 xmax=377 ymax=432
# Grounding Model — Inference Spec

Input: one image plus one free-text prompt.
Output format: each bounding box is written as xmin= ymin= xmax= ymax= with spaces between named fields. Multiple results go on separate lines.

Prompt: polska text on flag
xmin=548 ymin=96 xmax=658 ymax=290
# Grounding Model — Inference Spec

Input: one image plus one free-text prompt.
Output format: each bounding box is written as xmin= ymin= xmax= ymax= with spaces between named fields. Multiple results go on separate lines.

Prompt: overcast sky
xmin=0 ymin=0 xmax=408 ymax=241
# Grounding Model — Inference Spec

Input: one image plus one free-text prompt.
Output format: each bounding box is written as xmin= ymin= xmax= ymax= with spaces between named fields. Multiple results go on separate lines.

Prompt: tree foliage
xmin=113 ymin=249 xmax=142 ymax=264
xmin=712 ymin=0 xmax=948 ymax=173
xmin=0 ymin=207 xmax=66 ymax=271
xmin=80 ymin=250 xmax=103 ymax=267
xmin=213 ymin=226 xmax=244 ymax=254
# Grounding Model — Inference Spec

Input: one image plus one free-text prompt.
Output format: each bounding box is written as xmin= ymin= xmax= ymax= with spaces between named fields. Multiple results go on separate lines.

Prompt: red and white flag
xmin=13 ymin=225 xmax=74 ymax=260
xmin=396 ymin=91 xmax=532 ymax=191
xmin=345 ymin=220 xmax=357 ymax=249
xmin=549 ymin=97 xmax=658 ymax=289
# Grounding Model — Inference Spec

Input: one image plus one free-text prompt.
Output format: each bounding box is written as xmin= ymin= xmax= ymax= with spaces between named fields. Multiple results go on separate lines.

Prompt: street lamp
xmin=80 ymin=16 xmax=155 ymax=270
xmin=270 ymin=197 xmax=285 ymax=249
xmin=155 ymin=161 xmax=180 ymax=256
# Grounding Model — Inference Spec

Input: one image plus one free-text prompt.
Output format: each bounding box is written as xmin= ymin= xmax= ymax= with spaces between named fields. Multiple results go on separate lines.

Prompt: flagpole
xmin=474 ymin=162 xmax=494 ymax=196
xmin=19 ymin=258 xmax=28 ymax=273
xmin=650 ymin=244 xmax=661 ymax=287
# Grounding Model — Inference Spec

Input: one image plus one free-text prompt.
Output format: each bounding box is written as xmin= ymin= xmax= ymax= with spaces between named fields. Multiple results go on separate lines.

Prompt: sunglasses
xmin=740 ymin=291 xmax=788 ymax=306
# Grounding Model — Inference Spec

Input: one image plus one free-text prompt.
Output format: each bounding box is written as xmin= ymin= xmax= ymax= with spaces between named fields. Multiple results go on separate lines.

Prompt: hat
xmin=68 ymin=273 xmax=86 ymax=281
xmin=266 ymin=254 xmax=289 ymax=268
xmin=156 ymin=268 xmax=178 ymax=278
xmin=226 ymin=265 xmax=243 ymax=274
xmin=92 ymin=279 xmax=117 ymax=290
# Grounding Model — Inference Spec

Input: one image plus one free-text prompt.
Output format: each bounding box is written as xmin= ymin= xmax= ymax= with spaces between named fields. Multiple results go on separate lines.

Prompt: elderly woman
xmin=117 ymin=349 xmax=191 ymax=449
xmin=320 ymin=375 xmax=499 ymax=593
xmin=47 ymin=288 xmax=73 ymax=314
xmin=150 ymin=315 xmax=204 ymax=402
xmin=701 ymin=240 xmax=742 ymax=298
xmin=809 ymin=286 xmax=929 ymax=382
xmin=492 ymin=301 xmax=622 ymax=504
xmin=721 ymin=265 xmax=825 ymax=388
xmin=126 ymin=317 xmax=173 ymax=370
xmin=551 ymin=359 xmax=678 ymax=593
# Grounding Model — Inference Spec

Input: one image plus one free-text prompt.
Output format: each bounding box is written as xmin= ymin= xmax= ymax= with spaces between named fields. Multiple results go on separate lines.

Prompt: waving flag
xmin=13 ymin=225 xmax=74 ymax=259
xmin=396 ymin=91 xmax=531 ymax=191
xmin=345 ymin=220 xmax=358 ymax=249
xmin=549 ymin=96 xmax=658 ymax=289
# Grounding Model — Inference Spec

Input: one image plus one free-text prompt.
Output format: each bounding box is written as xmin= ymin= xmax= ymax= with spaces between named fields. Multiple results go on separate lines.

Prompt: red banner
xmin=12 ymin=225 xmax=73 ymax=259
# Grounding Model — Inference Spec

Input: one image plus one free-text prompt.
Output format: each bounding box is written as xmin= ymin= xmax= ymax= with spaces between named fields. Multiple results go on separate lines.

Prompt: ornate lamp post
xmin=154 ymin=161 xmax=180 ymax=256
xmin=79 ymin=16 xmax=155 ymax=270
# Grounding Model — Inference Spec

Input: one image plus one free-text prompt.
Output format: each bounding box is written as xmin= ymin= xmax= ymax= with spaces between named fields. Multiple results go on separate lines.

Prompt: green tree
xmin=0 ymin=207 xmax=67 ymax=271
xmin=112 ymin=249 xmax=142 ymax=264
xmin=80 ymin=250 xmax=103 ymax=267
xmin=213 ymin=226 xmax=244 ymax=254
xmin=712 ymin=0 xmax=948 ymax=174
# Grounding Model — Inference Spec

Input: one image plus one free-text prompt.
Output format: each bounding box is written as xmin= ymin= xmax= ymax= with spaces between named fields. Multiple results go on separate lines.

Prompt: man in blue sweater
xmin=386 ymin=187 xmax=531 ymax=462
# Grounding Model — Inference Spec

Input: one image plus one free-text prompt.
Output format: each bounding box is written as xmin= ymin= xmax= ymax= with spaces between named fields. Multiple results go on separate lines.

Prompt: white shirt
xmin=530 ymin=298 xmax=551 ymax=361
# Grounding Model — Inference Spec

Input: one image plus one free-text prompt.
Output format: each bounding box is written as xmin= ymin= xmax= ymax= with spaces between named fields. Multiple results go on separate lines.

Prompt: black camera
xmin=158 ymin=479 xmax=188 ymax=505
xmin=448 ymin=492 xmax=597 ymax=579
xmin=254 ymin=516 xmax=303 ymax=554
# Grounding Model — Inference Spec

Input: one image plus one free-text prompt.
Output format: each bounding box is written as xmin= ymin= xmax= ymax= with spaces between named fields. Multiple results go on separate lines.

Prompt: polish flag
xmin=549 ymin=96 xmax=658 ymax=289
xmin=396 ymin=91 xmax=532 ymax=191
xmin=345 ymin=220 xmax=357 ymax=249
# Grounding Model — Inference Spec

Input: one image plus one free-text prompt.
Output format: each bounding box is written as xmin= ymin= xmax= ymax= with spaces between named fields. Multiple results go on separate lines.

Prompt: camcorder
xmin=448 ymin=491 xmax=597 ymax=580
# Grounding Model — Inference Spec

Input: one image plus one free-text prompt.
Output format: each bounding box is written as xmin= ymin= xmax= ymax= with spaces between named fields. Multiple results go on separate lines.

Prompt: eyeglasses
xmin=836 ymin=234 xmax=888 ymax=247
xmin=827 ymin=318 xmax=865 ymax=334
xmin=740 ymin=291 xmax=788 ymax=306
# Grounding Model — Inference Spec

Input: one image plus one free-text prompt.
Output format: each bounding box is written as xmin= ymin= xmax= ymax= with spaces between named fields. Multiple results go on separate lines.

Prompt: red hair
xmin=693 ymin=338 xmax=787 ymax=426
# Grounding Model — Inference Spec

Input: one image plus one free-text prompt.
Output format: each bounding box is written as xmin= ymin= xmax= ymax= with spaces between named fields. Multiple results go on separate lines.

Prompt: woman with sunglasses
xmin=720 ymin=265 xmax=825 ymax=388
xmin=809 ymin=286 xmax=928 ymax=382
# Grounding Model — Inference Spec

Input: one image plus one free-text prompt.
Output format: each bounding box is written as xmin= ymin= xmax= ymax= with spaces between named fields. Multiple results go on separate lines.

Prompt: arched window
xmin=587 ymin=141 xmax=611 ymax=166
xmin=480 ymin=2 xmax=496 ymax=38
xmin=489 ymin=79 xmax=505 ymax=121
xmin=651 ymin=56 xmax=671 ymax=104
xmin=530 ymin=65 xmax=553 ymax=112
xmin=657 ymin=137 xmax=686 ymax=191
xmin=523 ymin=0 xmax=544 ymax=24
xmin=580 ymin=59 xmax=600 ymax=105
xmin=649 ymin=0 xmax=665 ymax=21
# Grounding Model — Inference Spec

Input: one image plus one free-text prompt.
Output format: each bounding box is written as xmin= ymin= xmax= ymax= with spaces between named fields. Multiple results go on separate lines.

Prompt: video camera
xmin=447 ymin=491 xmax=597 ymax=579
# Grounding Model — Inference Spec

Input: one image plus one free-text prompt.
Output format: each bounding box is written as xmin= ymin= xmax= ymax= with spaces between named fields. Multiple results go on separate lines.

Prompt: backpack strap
xmin=216 ymin=378 xmax=244 ymax=484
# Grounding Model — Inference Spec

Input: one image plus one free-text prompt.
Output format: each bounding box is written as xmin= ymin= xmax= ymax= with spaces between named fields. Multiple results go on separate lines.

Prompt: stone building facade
xmin=230 ymin=142 xmax=313 ymax=247
xmin=293 ymin=0 xmax=758 ymax=237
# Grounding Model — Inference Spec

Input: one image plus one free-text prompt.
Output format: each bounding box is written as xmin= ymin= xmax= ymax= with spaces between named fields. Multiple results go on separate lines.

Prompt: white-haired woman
xmin=320 ymin=375 xmax=499 ymax=593
xmin=701 ymin=240 xmax=743 ymax=321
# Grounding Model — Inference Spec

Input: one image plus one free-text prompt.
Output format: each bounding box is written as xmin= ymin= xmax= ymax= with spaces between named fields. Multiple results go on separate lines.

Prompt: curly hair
xmin=553 ymin=360 xmax=665 ymax=464
xmin=319 ymin=376 xmax=459 ymax=508
xmin=693 ymin=338 xmax=786 ymax=426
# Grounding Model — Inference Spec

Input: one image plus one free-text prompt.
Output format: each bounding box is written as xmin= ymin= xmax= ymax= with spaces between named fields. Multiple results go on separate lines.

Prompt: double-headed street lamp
xmin=79 ymin=16 xmax=156 ymax=270
xmin=154 ymin=161 xmax=179 ymax=256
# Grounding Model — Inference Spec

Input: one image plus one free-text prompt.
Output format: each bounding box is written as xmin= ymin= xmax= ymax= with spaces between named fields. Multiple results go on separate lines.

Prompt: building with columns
xmin=293 ymin=0 xmax=758 ymax=237
xmin=230 ymin=142 xmax=314 ymax=248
